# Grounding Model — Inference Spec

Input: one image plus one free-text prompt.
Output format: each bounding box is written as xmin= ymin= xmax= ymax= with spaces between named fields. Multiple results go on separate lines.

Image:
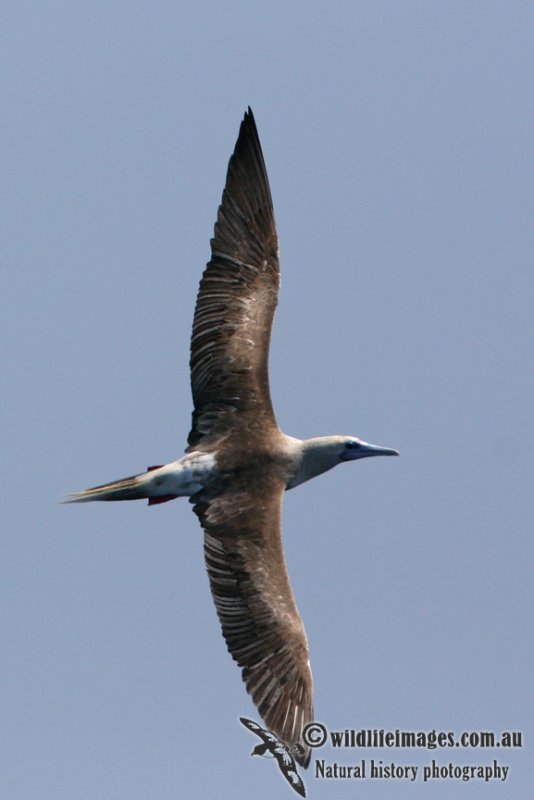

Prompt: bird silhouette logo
xmin=240 ymin=717 xmax=307 ymax=796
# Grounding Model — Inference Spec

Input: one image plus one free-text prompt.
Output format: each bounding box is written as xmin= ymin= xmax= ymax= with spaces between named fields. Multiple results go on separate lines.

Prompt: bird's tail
xmin=60 ymin=471 xmax=152 ymax=503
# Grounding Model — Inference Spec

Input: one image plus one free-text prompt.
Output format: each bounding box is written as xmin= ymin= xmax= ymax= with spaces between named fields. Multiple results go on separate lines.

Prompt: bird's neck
xmin=286 ymin=435 xmax=344 ymax=489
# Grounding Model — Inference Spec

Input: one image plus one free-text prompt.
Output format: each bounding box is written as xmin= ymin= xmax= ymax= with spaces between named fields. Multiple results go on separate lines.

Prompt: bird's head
xmin=339 ymin=437 xmax=399 ymax=462
xmin=288 ymin=434 xmax=399 ymax=489
xmin=251 ymin=743 xmax=272 ymax=758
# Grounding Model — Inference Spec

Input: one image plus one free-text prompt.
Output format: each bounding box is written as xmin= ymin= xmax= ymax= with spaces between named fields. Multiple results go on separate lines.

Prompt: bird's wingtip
xmin=242 ymin=106 xmax=257 ymax=129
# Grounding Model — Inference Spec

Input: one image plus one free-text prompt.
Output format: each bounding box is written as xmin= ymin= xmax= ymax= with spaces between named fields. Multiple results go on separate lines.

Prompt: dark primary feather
xmin=188 ymin=109 xmax=280 ymax=449
xmin=193 ymin=475 xmax=313 ymax=767
xmin=188 ymin=109 xmax=313 ymax=766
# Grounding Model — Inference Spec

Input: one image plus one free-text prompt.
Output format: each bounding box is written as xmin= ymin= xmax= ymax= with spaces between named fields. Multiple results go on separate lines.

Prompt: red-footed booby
xmin=62 ymin=109 xmax=398 ymax=766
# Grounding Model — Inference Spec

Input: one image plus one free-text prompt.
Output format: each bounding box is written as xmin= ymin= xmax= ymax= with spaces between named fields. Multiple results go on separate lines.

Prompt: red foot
xmin=148 ymin=495 xmax=178 ymax=506
xmin=146 ymin=466 xmax=177 ymax=504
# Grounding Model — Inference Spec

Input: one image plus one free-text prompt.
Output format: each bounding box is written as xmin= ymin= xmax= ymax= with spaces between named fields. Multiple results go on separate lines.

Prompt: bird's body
xmin=63 ymin=109 xmax=398 ymax=766
xmin=63 ymin=433 xmax=395 ymax=503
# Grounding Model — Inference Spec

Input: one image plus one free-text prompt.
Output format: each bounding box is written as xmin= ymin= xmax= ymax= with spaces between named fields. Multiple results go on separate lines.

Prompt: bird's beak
xmin=342 ymin=440 xmax=400 ymax=461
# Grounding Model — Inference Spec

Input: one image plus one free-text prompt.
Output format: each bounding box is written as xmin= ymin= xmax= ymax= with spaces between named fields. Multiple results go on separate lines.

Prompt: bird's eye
xmin=346 ymin=441 xmax=360 ymax=449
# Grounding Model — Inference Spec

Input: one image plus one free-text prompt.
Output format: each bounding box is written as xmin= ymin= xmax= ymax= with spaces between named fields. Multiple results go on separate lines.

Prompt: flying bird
xmin=240 ymin=717 xmax=307 ymax=796
xmin=62 ymin=108 xmax=399 ymax=767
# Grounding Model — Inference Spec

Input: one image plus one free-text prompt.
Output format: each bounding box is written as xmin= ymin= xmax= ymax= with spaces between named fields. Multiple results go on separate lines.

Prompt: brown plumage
xmin=62 ymin=108 xmax=399 ymax=770
xmin=188 ymin=109 xmax=280 ymax=450
xmin=188 ymin=110 xmax=313 ymax=766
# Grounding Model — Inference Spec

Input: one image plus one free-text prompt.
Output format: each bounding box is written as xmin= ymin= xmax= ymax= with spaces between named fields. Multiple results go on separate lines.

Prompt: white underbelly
xmin=142 ymin=452 xmax=217 ymax=497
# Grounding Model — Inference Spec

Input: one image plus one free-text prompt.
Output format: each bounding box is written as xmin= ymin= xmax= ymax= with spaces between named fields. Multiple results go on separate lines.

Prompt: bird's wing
xmin=276 ymin=753 xmax=306 ymax=798
xmin=239 ymin=717 xmax=278 ymax=746
xmin=192 ymin=477 xmax=313 ymax=767
xmin=188 ymin=108 xmax=280 ymax=449
xmin=276 ymin=746 xmax=296 ymax=769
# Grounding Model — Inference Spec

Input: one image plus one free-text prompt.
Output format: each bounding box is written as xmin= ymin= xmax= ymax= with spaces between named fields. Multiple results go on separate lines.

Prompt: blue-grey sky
xmin=2 ymin=2 xmax=533 ymax=798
